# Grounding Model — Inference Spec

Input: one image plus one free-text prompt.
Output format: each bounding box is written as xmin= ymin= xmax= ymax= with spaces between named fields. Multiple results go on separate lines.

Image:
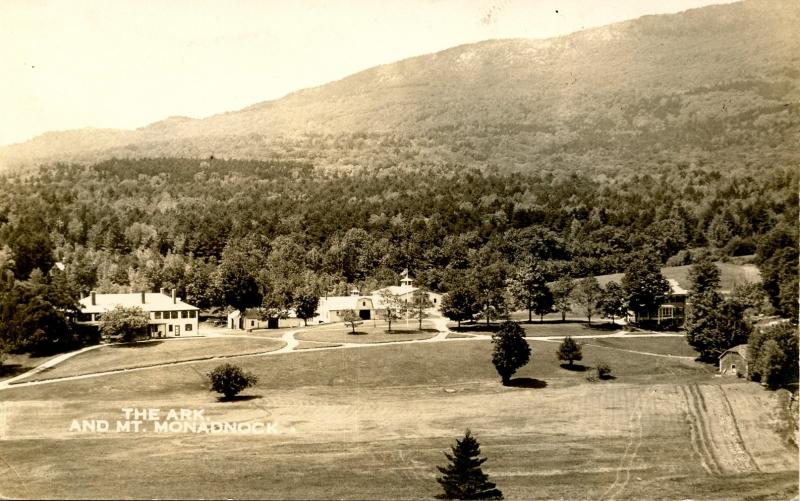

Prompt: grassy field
xmin=580 ymin=336 xmax=700 ymax=358
xmin=15 ymin=337 xmax=285 ymax=383
xmin=0 ymin=338 xmax=796 ymax=500
xmin=295 ymin=323 xmax=438 ymax=344
xmin=595 ymin=261 xmax=761 ymax=292
xmin=294 ymin=341 xmax=342 ymax=350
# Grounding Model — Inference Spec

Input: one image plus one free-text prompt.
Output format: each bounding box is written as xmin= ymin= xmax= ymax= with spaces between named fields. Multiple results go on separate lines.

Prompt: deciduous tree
xmin=342 ymin=310 xmax=363 ymax=334
xmin=573 ymin=277 xmax=603 ymax=325
xmin=600 ymin=281 xmax=627 ymax=324
xmin=491 ymin=321 xmax=531 ymax=385
xmin=440 ymin=286 xmax=478 ymax=327
xmin=100 ymin=305 xmax=150 ymax=342
xmin=622 ymin=253 xmax=670 ymax=324
xmin=551 ymin=275 xmax=575 ymax=322
xmin=207 ymin=363 xmax=258 ymax=399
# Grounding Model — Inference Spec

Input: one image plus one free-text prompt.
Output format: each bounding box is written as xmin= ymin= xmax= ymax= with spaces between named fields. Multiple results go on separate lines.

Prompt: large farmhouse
xmin=78 ymin=288 xmax=200 ymax=337
xmin=638 ymin=279 xmax=689 ymax=327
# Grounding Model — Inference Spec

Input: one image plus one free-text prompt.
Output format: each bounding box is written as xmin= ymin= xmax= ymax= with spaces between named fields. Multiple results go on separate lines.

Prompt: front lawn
xmin=295 ymin=322 xmax=438 ymax=344
xmin=15 ymin=337 xmax=285 ymax=383
xmin=580 ymin=336 xmax=700 ymax=358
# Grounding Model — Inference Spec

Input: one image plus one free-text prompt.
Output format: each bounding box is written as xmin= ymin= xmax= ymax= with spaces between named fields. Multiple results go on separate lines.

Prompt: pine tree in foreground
xmin=436 ymin=430 xmax=503 ymax=500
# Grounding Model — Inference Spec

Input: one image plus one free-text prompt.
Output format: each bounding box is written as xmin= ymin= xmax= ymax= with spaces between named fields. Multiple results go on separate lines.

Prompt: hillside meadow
xmin=1 ymin=339 xmax=796 ymax=499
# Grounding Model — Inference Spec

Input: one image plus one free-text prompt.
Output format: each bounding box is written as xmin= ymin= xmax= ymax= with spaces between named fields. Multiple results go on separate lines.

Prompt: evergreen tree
xmin=557 ymin=336 xmax=583 ymax=367
xmin=436 ymin=430 xmax=503 ymax=500
xmin=687 ymin=257 xmax=720 ymax=295
xmin=491 ymin=321 xmax=531 ymax=385
xmin=686 ymin=258 xmax=751 ymax=360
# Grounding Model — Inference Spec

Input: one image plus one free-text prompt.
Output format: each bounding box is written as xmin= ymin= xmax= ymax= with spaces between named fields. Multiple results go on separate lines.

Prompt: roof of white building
xmin=79 ymin=293 xmax=199 ymax=314
xmin=319 ymin=295 xmax=377 ymax=312
xmin=374 ymin=285 xmax=418 ymax=296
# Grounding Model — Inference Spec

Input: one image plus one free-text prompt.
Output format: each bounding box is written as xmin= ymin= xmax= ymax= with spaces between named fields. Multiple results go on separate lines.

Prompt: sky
xmin=0 ymin=0 xmax=736 ymax=147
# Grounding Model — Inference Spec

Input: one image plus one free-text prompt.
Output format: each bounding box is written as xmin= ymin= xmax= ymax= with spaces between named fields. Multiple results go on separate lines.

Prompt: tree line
xmin=0 ymin=156 xmax=796 ymax=359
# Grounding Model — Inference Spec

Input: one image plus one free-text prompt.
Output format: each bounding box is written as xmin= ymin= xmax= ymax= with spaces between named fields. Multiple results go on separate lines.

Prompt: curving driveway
xmin=0 ymin=316 xmax=686 ymax=391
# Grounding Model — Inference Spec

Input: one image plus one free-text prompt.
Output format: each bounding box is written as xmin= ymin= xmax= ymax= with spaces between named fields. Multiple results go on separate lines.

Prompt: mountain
xmin=1 ymin=0 xmax=798 ymax=173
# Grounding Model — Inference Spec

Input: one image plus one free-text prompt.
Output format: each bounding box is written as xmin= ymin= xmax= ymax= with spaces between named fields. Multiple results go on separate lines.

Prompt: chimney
xmin=171 ymin=288 xmax=176 ymax=304
xmin=90 ymin=291 xmax=96 ymax=306
xmin=160 ymin=287 xmax=165 ymax=295
xmin=141 ymin=291 xmax=146 ymax=304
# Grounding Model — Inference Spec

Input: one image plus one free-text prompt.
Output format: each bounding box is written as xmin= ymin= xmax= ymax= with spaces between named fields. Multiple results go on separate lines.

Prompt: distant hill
xmin=1 ymin=0 xmax=798 ymax=173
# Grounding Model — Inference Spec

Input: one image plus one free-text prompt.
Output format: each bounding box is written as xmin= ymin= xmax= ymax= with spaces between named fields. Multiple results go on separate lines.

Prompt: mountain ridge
xmin=2 ymin=0 xmax=798 ymax=173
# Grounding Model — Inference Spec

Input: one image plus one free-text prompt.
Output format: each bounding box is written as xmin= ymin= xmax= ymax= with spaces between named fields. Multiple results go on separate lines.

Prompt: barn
xmin=719 ymin=344 xmax=749 ymax=377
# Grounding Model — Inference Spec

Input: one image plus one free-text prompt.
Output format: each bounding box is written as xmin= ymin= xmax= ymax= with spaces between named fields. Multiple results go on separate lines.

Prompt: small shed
xmin=719 ymin=344 xmax=749 ymax=377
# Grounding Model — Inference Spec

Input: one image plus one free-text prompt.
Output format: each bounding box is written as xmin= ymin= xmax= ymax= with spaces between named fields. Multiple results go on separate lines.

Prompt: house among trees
xmin=313 ymin=270 xmax=442 ymax=324
xmin=719 ymin=344 xmax=749 ymax=377
xmin=638 ymin=279 xmax=689 ymax=327
xmin=372 ymin=269 xmax=443 ymax=307
xmin=78 ymin=288 xmax=199 ymax=337
xmin=227 ymin=308 xmax=303 ymax=330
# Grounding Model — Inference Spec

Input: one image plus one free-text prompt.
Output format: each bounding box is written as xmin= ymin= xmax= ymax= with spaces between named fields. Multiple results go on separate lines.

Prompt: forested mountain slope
xmin=1 ymin=0 xmax=797 ymax=174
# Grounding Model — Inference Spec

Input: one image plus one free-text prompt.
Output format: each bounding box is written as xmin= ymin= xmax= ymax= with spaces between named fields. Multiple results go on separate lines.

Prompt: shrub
xmin=596 ymin=362 xmax=612 ymax=380
xmin=207 ymin=363 xmax=258 ymax=399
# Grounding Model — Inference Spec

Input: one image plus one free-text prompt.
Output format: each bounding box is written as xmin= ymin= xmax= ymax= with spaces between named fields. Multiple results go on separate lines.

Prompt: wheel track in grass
xmin=679 ymin=384 xmax=720 ymax=476
xmin=603 ymin=389 xmax=646 ymax=500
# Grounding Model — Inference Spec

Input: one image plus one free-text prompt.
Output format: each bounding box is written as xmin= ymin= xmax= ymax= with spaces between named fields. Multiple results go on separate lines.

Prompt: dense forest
xmin=0 ymin=157 xmax=796 ymax=320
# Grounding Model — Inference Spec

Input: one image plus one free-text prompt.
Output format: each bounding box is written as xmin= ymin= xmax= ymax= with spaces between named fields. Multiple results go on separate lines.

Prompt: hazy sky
xmin=0 ymin=0 xmax=735 ymax=147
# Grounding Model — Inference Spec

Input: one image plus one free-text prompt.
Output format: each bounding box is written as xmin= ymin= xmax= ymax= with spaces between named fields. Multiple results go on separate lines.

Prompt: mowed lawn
xmin=0 ymin=339 xmax=796 ymax=500
xmin=295 ymin=322 xmax=438 ymax=344
xmin=15 ymin=337 xmax=285 ymax=383
xmin=581 ymin=336 xmax=700 ymax=358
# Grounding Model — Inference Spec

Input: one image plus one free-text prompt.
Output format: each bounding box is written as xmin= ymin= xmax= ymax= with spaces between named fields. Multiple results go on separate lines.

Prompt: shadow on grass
xmin=559 ymin=363 xmax=588 ymax=372
xmin=451 ymin=324 xmax=501 ymax=333
xmin=110 ymin=340 xmax=165 ymax=349
xmin=346 ymin=331 xmax=369 ymax=336
xmin=506 ymin=377 xmax=547 ymax=389
xmin=521 ymin=319 xmax=586 ymax=325
xmin=0 ymin=364 xmax=25 ymax=378
xmin=583 ymin=322 xmax=620 ymax=331
xmin=216 ymin=394 xmax=263 ymax=402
